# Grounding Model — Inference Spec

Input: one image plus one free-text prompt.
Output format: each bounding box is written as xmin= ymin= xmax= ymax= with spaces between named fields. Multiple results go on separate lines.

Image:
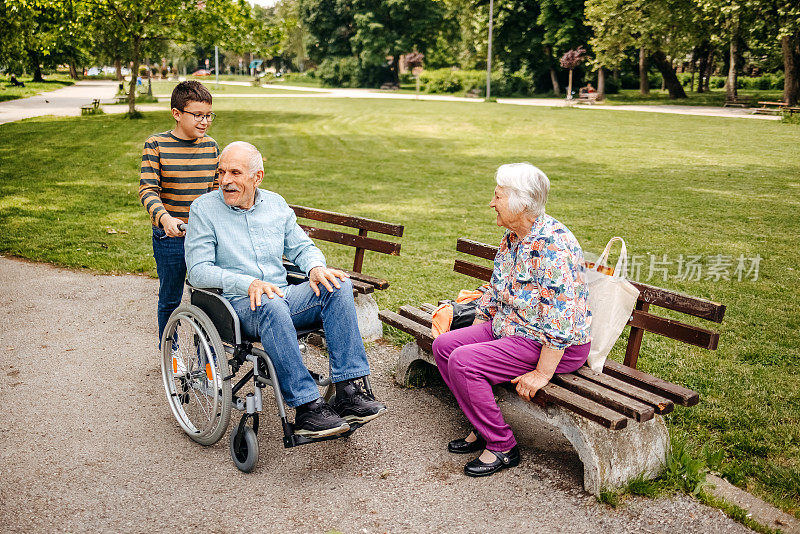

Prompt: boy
xmin=139 ymin=80 xmax=219 ymax=348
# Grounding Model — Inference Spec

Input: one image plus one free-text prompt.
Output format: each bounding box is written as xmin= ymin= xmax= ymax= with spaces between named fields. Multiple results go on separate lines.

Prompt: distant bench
xmin=753 ymin=101 xmax=800 ymax=115
xmin=379 ymin=237 xmax=725 ymax=495
xmin=80 ymin=99 xmax=101 ymax=115
xmin=287 ymin=205 xmax=404 ymax=341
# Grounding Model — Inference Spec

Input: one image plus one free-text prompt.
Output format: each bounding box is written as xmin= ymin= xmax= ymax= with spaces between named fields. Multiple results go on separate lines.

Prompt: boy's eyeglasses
xmin=180 ymin=110 xmax=216 ymax=122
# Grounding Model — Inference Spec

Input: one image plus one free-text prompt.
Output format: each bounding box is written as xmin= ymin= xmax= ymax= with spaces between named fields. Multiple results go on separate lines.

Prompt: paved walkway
xmin=2 ymin=79 xmax=779 ymax=124
xmin=0 ymin=80 xmax=120 ymax=124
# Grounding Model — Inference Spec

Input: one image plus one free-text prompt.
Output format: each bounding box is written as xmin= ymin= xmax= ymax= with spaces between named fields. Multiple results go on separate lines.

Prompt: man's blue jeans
xmin=152 ymin=226 xmax=186 ymax=345
xmin=230 ymin=278 xmax=371 ymax=408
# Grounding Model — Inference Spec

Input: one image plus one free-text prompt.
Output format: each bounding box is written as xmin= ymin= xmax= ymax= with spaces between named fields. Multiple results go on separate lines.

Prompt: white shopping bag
xmin=584 ymin=237 xmax=640 ymax=372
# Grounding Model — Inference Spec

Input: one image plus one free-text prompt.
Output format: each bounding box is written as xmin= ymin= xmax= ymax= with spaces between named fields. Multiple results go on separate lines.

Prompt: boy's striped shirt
xmin=139 ymin=131 xmax=219 ymax=226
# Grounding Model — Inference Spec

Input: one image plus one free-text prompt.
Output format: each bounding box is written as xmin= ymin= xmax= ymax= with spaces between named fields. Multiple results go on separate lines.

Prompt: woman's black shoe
xmin=448 ymin=433 xmax=487 ymax=454
xmin=463 ymin=446 xmax=520 ymax=477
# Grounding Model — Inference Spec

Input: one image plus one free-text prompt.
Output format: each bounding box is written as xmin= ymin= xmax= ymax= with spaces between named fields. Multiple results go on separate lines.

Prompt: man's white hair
xmin=495 ymin=162 xmax=549 ymax=217
xmin=221 ymin=141 xmax=264 ymax=175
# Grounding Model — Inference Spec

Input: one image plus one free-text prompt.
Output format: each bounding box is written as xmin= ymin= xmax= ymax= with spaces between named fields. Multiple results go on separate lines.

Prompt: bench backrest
xmin=290 ymin=205 xmax=404 ymax=273
xmin=453 ymin=238 xmax=725 ymax=369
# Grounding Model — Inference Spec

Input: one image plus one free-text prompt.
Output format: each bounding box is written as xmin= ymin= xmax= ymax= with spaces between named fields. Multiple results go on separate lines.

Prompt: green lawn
xmin=0 ymin=75 xmax=74 ymax=102
xmin=0 ymin=98 xmax=798 ymax=517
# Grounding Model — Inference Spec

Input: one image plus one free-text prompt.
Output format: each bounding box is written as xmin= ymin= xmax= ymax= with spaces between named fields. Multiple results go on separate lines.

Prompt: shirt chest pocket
xmin=250 ymin=226 xmax=284 ymax=256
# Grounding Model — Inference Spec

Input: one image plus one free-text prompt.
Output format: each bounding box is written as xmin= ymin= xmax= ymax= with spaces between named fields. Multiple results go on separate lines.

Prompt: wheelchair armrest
xmin=185 ymin=281 xmax=223 ymax=295
xmin=189 ymin=285 xmax=241 ymax=345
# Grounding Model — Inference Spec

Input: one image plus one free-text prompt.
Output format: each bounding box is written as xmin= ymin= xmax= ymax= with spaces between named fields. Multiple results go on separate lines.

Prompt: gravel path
xmin=0 ymin=256 xmax=754 ymax=533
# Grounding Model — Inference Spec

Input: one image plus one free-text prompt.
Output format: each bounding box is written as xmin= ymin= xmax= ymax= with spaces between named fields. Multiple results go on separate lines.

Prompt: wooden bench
xmin=723 ymin=96 xmax=753 ymax=107
xmin=379 ymin=237 xmax=725 ymax=495
xmin=577 ymin=91 xmax=600 ymax=104
xmin=80 ymin=99 xmax=101 ymax=115
xmin=288 ymin=205 xmax=404 ymax=341
xmin=753 ymin=101 xmax=789 ymax=115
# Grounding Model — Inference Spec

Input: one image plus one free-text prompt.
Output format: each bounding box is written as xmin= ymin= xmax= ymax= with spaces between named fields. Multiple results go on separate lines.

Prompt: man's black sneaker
xmin=331 ymin=379 xmax=387 ymax=424
xmin=294 ymin=398 xmax=350 ymax=438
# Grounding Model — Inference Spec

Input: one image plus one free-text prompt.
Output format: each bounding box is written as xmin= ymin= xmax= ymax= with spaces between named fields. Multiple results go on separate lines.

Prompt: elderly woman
xmin=432 ymin=163 xmax=591 ymax=477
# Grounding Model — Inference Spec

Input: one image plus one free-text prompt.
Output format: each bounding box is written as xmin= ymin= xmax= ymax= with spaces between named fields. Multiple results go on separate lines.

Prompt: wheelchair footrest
xmin=282 ymin=422 xmax=364 ymax=448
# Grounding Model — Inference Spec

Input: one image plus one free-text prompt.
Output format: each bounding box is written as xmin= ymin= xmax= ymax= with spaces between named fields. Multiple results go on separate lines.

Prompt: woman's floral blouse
xmin=476 ymin=214 xmax=592 ymax=350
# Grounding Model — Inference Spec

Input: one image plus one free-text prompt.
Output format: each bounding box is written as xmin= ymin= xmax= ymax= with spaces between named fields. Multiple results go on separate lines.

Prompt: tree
xmin=560 ymin=46 xmax=586 ymax=98
xmin=81 ymin=0 xmax=256 ymax=115
xmin=586 ymin=0 xmax=690 ymax=99
xmin=538 ymin=0 xmax=591 ymax=95
xmin=350 ymin=0 xmax=445 ymax=85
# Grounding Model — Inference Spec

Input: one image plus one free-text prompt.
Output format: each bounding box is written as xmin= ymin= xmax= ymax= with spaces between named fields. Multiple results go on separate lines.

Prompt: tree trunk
xmin=696 ymin=43 xmax=709 ymax=93
xmin=115 ymin=58 xmax=122 ymax=81
xmin=597 ymin=67 xmax=606 ymax=100
xmin=725 ymin=33 xmax=738 ymax=101
xmin=550 ymin=67 xmax=560 ymax=96
xmin=68 ymin=62 xmax=78 ymax=79
xmin=782 ymin=32 xmax=800 ymax=106
xmin=27 ymin=49 xmax=43 ymax=82
xmin=650 ymin=50 xmax=687 ymax=99
xmin=390 ymin=54 xmax=400 ymax=85
xmin=545 ymin=46 xmax=560 ymax=96
xmin=128 ymin=38 xmax=141 ymax=115
xmin=639 ymin=47 xmax=649 ymax=95
xmin=567 ymin=68 xmax=573 ymax=99
xmin=703 ymin=48 xmax=714 ymax=92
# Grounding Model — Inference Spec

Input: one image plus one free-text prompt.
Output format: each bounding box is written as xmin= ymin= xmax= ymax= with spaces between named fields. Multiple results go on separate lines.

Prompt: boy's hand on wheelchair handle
xmin=161 ymin=214 xmax=185 ymax=237
xmin=248 ymin=280 xmax=285 ymax=310
xmin=309 ymin=266 xmax=349 ymax=297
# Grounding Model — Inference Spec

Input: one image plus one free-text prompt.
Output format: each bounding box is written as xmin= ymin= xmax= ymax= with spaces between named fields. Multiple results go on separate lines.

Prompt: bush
xmin=603 ymin=76 xmax=620 ymax=94
xmin=419 ymin=68 xmax=534 ymax=97
xmin=317 ymin=57 xmax=362 ymax=88
xmin=281 ymin=72 xmax=317 ymax=84
xmin=316 ymin=57 xmax=390 ymax=88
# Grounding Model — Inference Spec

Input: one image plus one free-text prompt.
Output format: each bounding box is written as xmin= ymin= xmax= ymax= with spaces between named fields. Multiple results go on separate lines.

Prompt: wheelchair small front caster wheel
xmin=230 ymin=426 xmax=259 ymax=473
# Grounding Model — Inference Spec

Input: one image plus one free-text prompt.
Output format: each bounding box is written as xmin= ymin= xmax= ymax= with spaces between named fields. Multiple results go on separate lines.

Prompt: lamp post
xmin=215 ymin=45 xmax=219 ymax=86
xmin=485 ymin=0 xmax=494 ymax=101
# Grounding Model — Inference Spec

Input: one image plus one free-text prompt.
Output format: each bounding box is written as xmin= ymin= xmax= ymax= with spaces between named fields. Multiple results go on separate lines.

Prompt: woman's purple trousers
xmin=432 ymin=322 xmax=590 ymax=452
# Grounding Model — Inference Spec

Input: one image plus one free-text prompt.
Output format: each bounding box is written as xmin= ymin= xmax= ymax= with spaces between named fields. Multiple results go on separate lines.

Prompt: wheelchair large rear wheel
xmin=161 ymin=304 xmax=231 ymax=446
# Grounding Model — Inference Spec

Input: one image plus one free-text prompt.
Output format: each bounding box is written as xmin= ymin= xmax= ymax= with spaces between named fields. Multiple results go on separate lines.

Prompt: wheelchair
xmin=159 ymin=265 xmax=375 ymax=473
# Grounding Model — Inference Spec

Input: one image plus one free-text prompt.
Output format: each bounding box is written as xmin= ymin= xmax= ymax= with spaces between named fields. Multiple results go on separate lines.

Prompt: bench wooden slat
xmin=522 ymin=383 xmax=629 ymax=430
xmin=456 ymin=238 xmax=497 ymax=260
xmin=299 ymin=225 xmax=401 ymax=256
xmin=603 ymin=359 xmax=699 ymax=407
xmin=552 ymin=373 xmax=655 ymax=422
xmin=291 ymin=205 xmax=404 ymax=236
xmin=398 ymin=305 xmax=433 ymax=328
xmin=629 ymin=281 xmax=725 ymax=323
xmin=343 ymin=270 xmax=389 ymax=290
xmin=419 ymin=303 xmax=437 ymax=313
xmin=574 ymin=366 xmax=674 ymax=415
xmin=285 ymin=270 xmax=373 ymax=295
xmin=454 ymin=259 xmax=493 ymax=281
xmin=378 ymin=310 xmax=433 ymax=351
xmin=629 ymin=309 xmax=719 ymax=349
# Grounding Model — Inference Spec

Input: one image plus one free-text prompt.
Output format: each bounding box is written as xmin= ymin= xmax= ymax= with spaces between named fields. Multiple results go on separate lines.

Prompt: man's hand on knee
xmin=248 ymin=280 xmax=285 ymax=310
xmin=309 ymin=266 xmax=350 ymax=297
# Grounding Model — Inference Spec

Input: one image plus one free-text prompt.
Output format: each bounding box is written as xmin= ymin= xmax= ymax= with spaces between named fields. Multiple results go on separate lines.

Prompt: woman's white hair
xmin=495 ymin=162 xmax=550 ymax=217
xmin=221 ymin=141 xmax=264 ymax=175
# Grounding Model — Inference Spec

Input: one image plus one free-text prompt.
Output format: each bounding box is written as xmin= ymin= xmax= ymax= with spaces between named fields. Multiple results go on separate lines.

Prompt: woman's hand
xmin=510 ymin=369 xmax=551 ymax=401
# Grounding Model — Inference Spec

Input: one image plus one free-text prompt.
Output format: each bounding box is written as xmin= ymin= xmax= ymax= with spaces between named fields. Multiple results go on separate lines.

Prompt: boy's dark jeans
xmin=152 ymin=226 xmax=186 ymax=346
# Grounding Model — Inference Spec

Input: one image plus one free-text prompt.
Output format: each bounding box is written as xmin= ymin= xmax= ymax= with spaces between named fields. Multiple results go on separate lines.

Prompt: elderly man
xmin=185 ymin=141 xmax=386 ymax=438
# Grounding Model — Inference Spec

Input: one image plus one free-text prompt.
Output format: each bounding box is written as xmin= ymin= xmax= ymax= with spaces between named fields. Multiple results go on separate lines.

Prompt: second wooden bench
xmin=380 ymin=237 xmax=725 ymax=495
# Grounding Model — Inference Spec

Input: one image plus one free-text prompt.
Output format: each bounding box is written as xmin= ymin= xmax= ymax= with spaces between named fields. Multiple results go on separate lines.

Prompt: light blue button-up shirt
xmin=185 ymin=188 xmax=326 ymax=298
